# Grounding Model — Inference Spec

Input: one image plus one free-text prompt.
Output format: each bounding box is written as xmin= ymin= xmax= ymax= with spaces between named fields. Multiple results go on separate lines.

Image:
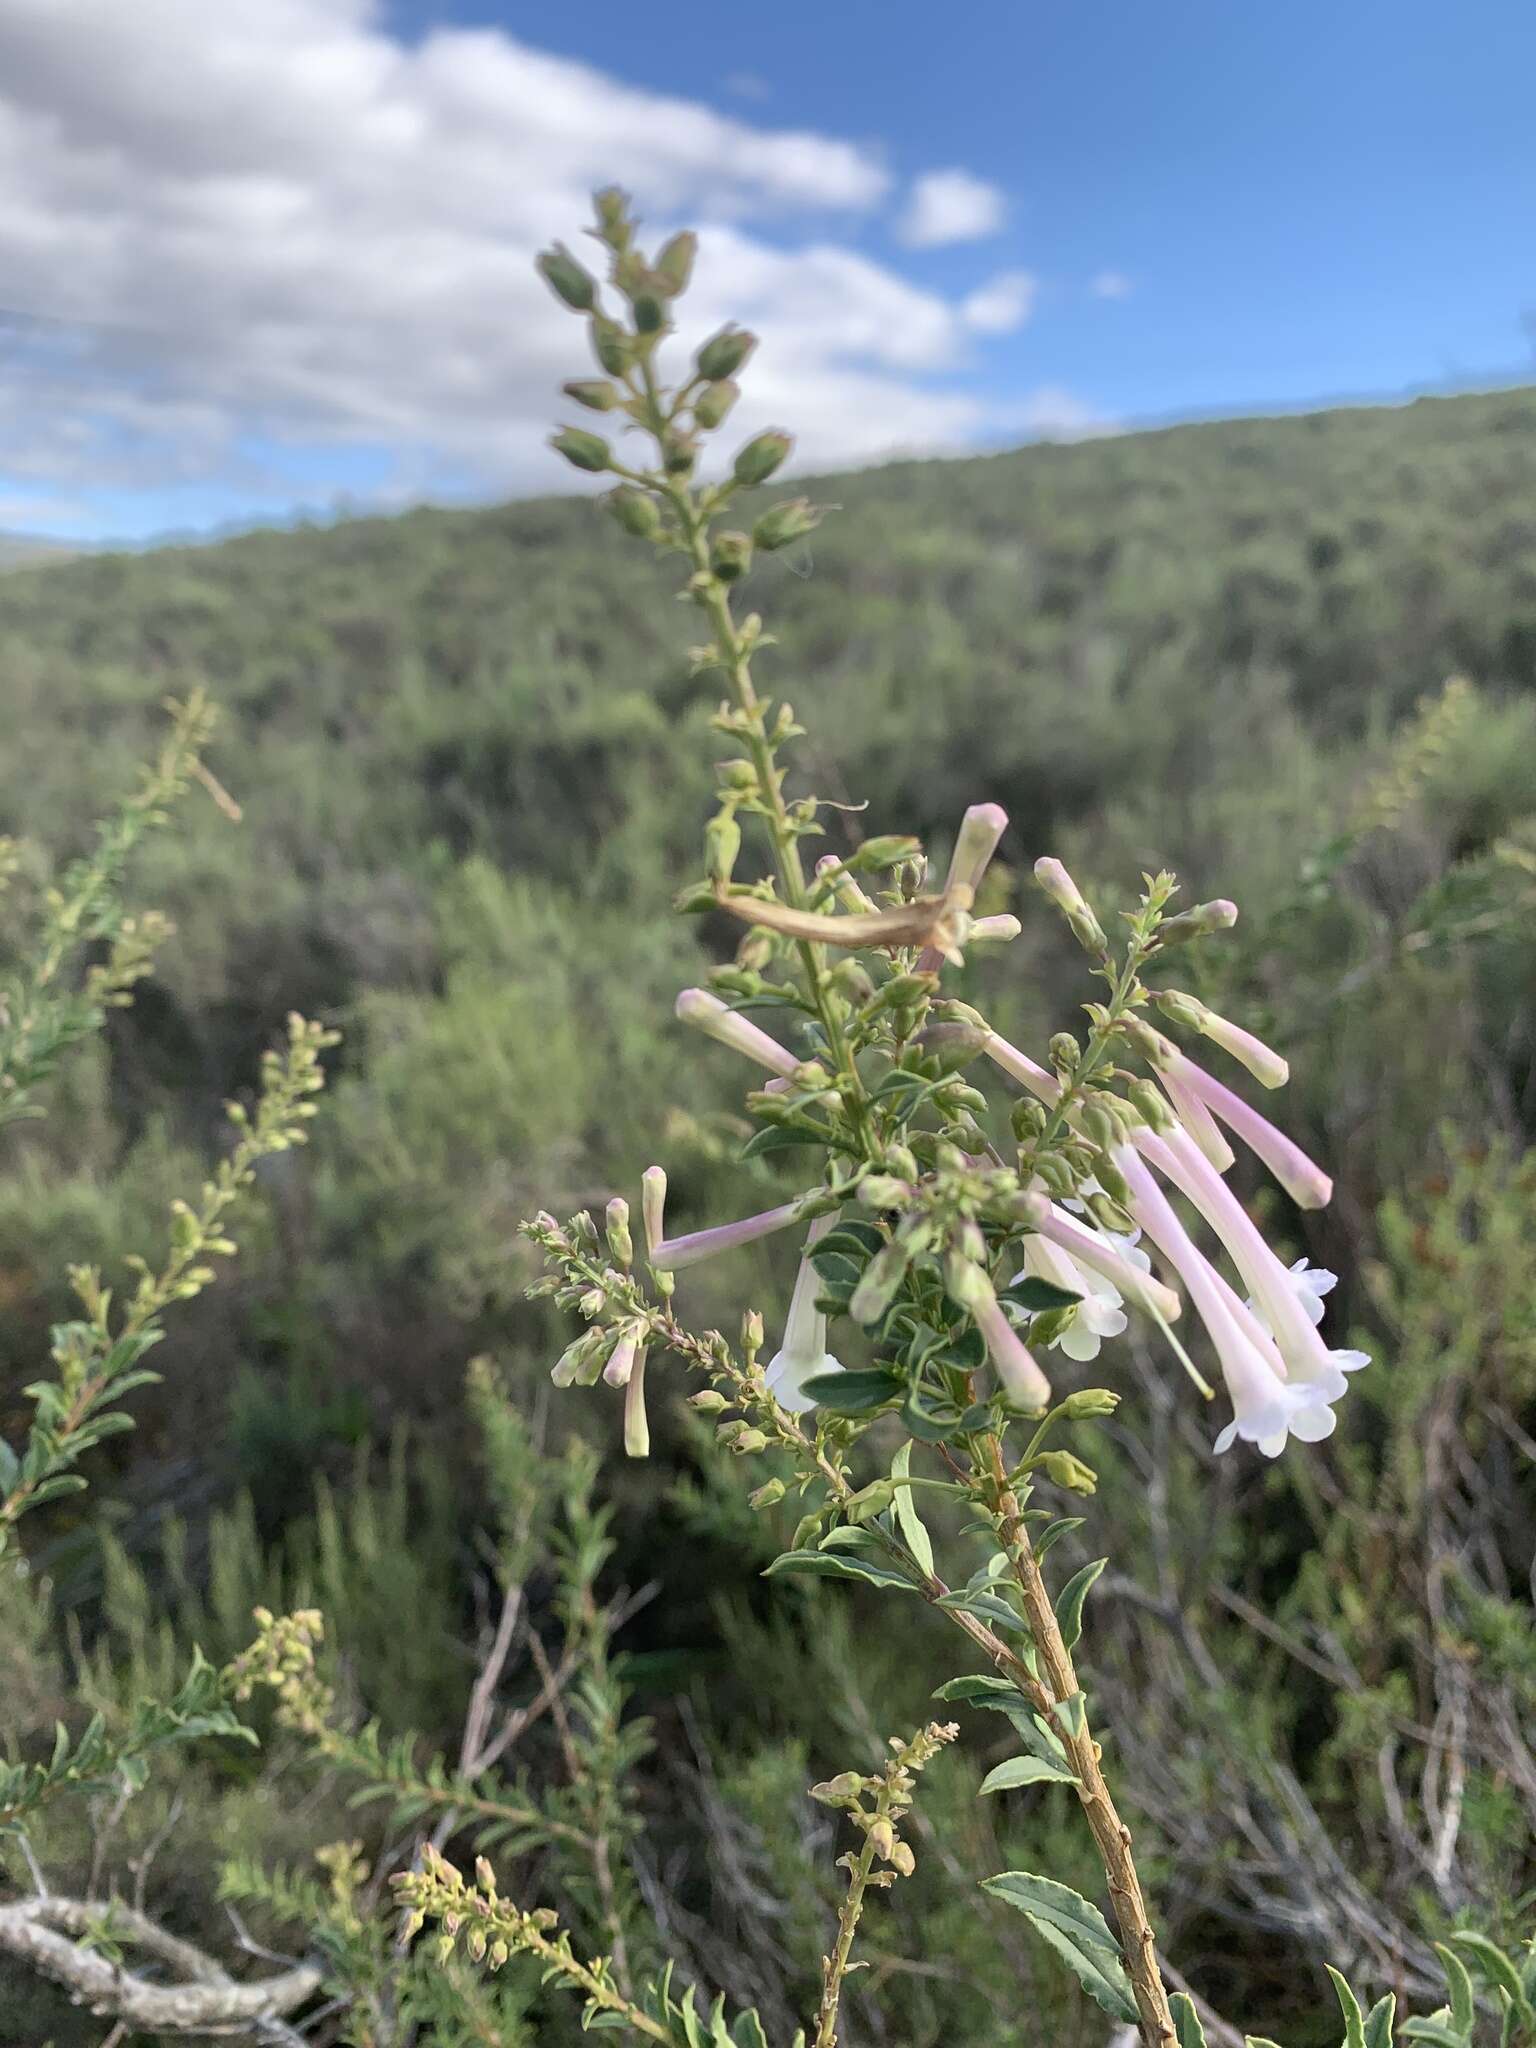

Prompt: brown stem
xmin=979 ymin=1434 xmax=1177 ymax=2048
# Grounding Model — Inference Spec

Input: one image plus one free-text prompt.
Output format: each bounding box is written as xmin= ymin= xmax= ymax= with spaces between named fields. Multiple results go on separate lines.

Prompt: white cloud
xmin=0 ymin=0 xmax=1034 ymax=519
xmin=961 ymin=270 xmax=1038 ymax=336
xmin=1092 ymin=270 xmax=1133 ymax=300
xmin=898 ymin=168 xmax=1007 ymax=249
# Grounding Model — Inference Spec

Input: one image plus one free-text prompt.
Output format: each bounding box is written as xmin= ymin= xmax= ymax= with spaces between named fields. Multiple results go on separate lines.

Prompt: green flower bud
xmin=733 ymin=430 xmax=793 ymax=487
xmin=792 ymin=1511 xmax=824 ymax=1550
xmin=1010 ymin=1097 xmax=1047 ymax=1140
xmin=744 ymin=1307 xmax=765 ymax=1351
xmin=890 ymin=1840 xmax=916 ymax=1877
xmin=693 ymin=379 xmax=740 ymax=430
xmin=1087 ymin=1191 xmax=1136 ymax=1234
xmin=1040 ymin=1449 xmax=1098 ymax=1495
xmin=697 ymin=324 xmax=758 ymax=381
xmin=1127 ymin=1078 xmax=1176 ymax=1132
xmin=704 ymin=811 xmax=741 ymax=883
xmin=1081 ymin=1103 xmax=1120 ymax=1151
xmin=632 ymin=289 xmax=666 ymax=335
xmin=1156 ymin=898 xmax=1239 ymax=945
xmin=663 ymin=433 xmax=698 ymax=477
xmin=590 ymin=316 xmax=631 ymax=377
xmin=605 ymin=1197 xmax=633 ymax=1266
xmin=1151 ymin=987 xmax=1207 ymax=1031
xmin=563 ymin=378 xmax=621 ymax=413
xmin=1034 ymin=857 xmax=1109 ymax=954
xmin=654 ymin=230 xmax=698 ymax=295
xmin=852 ymin=835 xmax=925 ymax=871
xmin=689 ymin=1388 xmax=729 ymax=1413
xmin=753 ymin=496 xmax=822 ymax=550
xmin=604 ymin=486 xmax=662 ymax=540
xmin=731 ymin=1428 xmax=769 ymax=1455
xmin=537 ymin=242 xmax=596 ymax=311
xmin=1049 ymin=1033 xmax=1080 ymax=1072
xmin=710 ymin=530 xmax=754 ymax=582
xmin=592 ymin=187 xmax=631 ymax=243
xmin=1062 ymin=1387 xmax=1121 ymax=1419
xmin=749 ymin=1478 xmax=787 ymax=1510
xmin=550 ymin=427 xmax=611 ymax=474
xmin=847 ymin=1480 xmax=896 ymax=1524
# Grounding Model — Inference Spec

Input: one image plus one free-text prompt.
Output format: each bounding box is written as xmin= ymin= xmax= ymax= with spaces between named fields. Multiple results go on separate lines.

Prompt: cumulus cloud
xmin=0 ymin=0 xmax=1053 ymax=524
xmin=961 ymin=270 xmax=1038 ymax=335
xmin=898 ymin=168 xmax=1007 ymax=248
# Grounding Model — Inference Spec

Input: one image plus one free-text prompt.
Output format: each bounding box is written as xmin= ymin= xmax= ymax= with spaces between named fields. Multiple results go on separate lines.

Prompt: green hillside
xmin=2 ymin=385 xmax=1535 ymax=2042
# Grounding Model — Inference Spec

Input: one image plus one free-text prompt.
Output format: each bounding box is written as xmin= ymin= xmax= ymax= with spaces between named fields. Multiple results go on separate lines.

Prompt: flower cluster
xmin=523 ymin=188 xmax=1369 ymax=1472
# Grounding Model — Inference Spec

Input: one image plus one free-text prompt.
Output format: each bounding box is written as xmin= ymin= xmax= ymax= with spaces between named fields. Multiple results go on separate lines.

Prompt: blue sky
xmin=2 ymin=0 xmax=1533 ymax=541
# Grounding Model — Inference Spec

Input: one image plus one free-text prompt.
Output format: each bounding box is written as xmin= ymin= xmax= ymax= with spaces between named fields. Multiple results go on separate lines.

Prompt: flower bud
xmin=603 ymin=486 xmax=661 ymax=540
xmin=590 ymin=316 xmax=630 ymax=377
xmin=641 ymin=1165 xmax=667 ymax=1259
xmin=1127 ymin=1078 xmax=1176 ymax=1132
xmin=663 ymin=433 xmax=698 ymax=477
xmin=1040 ymin=1449 xmax=1098 ymax=1494
xmin=1156 ymin=898 xmax=1239 ymax=945
xmin=592 ymin=186 xmax=631 ymax=243
xmin=704 ymin=811 xmax=741 ymax=884
xmin=537 ymin=242 xmax=596 ymax=311
xmin=849 ymin=1240 xmax=910 ymax=1321
xmin=693 ymin=379 xmax=740 ymax=430
xmin=710 ymin=530 xmax=753 ymax=582
xmin=1086 ymin=1191 xmax=1135 ymax=1234
xmin=853 ymin=836 xmax=926 ymax=871
xmin=750 ymin=1478 xmax=787 ymax=1510
xmin=1120 ymin=1015 xmax=1175 ymax=1068
xmin=732 ymin=1428 xmax=769 ymax=1454
xmin=743 ymin=1307 xmax=764 ymax=1352
xmin=605 ymin=1197 xmax=633 ymax=1266
xmin=563 ymin=378 xmax=620 ymax=412
xmin=1151 ymin=987 xmax=1206 ymax=1032
xmin=753 ymin=497 xmax=822 ymax=550
xmin=697 ymin=324 xmax=758 ymax=381
xmin=733 ymin=430 xmax=792 ymax=487
xmin=654 ymin=230 xmax=697 ymax=295
xmin=1062 ymin=1387 xmax=1121 ymax=1419
xmin=550 ymin=428 xmax=611 ymax=474
xmin=1194 ymin=1009 xmax=1290 ymax=1089
xmin=1049 ymin=1033 xmax=1080 ymax=1072
xmin=1034 ymin=857 xmax=1108 ymax=954
xmin=690 ymin=1388 xmax=729 ymax=1413
xmin=1011 ymin=1096 xmax=1047 ymax=1140
xmin=890 ymin=1840 xmax=916 ymax=1877
xmin=868 ymin=1818 xmax=896 ymax=1860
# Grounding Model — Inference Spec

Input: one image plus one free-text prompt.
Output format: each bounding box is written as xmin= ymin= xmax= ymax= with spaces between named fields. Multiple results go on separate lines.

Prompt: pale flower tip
xmin=674 ymin=986 xmax=719 ymax=1023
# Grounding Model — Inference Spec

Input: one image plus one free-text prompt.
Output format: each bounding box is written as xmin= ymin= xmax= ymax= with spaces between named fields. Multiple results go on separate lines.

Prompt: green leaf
xmin=934 ymin=1674 xmax=1020 ymax=1707
xmin=1328 ymin=1965 xmax=1368 ymax=2048
xmin=1033 ymin=1516 xmax=1084 ymax=1562
xmin=813 ymin=1224 xmax=885 ymax=1260
xmin=978 ymin=1754 xmax=1078 ymax=1794
xmin=1055 ymin=1690 xmax=1089 ymax=1740
xmin=1400 ymin=2023 xmax=1469 ymax=2048
xmin=1171 ymin=1991 xmax=1209 ymax=2048
xmin=999 ymin=1276 xmax=1083 ymax=1312
xmin=808 ymin=1249 xmax=863 ymax=1289
xmin=980 ymin=1871 xmax=1137 ymax=2025
xmin=900 ymin=1391 xmax=965 ymax=1443
xmin=934 ymin=1587 xmax=1029 ymax=1633
xmin=891 ymin=1442 xmax=934 ymax=1576
xmin=731 ymin=2013 xmax=770 ymax=2048
xmin=1364 ymin=1993 xmax=1398 ymax=2048
xmin=1435 ymin=1944 xmax=1476 ymax=2034
xmin=1451 ymin=1934 xmax=1534 ymax=2027
xmin=0 ymin=1437 xmax=19 ymax=1492
xmin=763 ymin=1551 xmax=917 ymax=1593
xmin=1054 ymin=1558 xmax=1106 ymax=1652
xmin=799 ymin=1368 xmax=903 ymax=1413
xmin=1244 ymin=2038 xmax=1287 ymax=2048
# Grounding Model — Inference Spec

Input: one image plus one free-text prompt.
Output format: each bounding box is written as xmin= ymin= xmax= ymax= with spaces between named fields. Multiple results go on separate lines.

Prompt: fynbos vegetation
xmin=1 ymin=190 xmax=1533 ymax=2048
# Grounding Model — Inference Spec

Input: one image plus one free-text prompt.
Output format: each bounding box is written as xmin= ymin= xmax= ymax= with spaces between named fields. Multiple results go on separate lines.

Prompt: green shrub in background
xmin=0 ymin=193 xmax=1533 ymax=2047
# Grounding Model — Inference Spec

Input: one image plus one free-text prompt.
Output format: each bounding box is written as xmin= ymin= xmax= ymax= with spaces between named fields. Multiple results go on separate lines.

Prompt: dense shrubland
xmin=0 ymin=200 xmax=1534 ymax=2045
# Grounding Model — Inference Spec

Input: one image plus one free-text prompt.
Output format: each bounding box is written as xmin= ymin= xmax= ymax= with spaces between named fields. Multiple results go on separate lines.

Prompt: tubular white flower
xmin=1160 ymin=1064 xmax=1236 ymax=1173
xmin=641 ymin=1165 xmax=668 ymax=1259
xmin=946 ymin=1253 xmax=1052 ymax=1408
xmin=651 ymin=1194 xmax=816 ymax=1272
xmin=675 ymin=987 xmax=797 ymax=1078
xmin=1032 ymin=1202 xmax=1183 ymax=1325
xmin=623 ymin=1347 xmax=650 ymax=1458
xmin=1117 ymin=1148 xmax=1334 ymax=1453
xmin=1195 ymin=1008 xmax=1290 ymax=1090
xmin=1166 ymin=1052 xmax=1333 ymax=1209
xmin=764 ymin=1212 xmax=842 ymax=1413
xmin=1134 ymin=1129 xmax=1345 ymax=1395
xmin=983 ymin=1032 xmax=1061 ymax=1105
xmin=916 ymin=801 xmax=1008 ymax=970
xmin=970 ymin=913 xmax=1022 ymax=945
xmin=602 ymin=1325 xmax=640 ymax=1388
xmin=1016 ymin=1237 xmax=1126 ymax=1363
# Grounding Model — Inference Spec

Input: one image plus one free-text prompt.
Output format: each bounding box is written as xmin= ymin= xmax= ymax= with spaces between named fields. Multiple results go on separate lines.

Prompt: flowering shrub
xmin=1 ymin=190 xmax=1533 ymax=2048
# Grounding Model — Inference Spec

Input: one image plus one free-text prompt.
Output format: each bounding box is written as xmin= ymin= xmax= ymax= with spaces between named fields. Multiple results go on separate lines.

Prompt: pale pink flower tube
xmin=1165 ymin=1051 xmax=1332 ymax=1209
